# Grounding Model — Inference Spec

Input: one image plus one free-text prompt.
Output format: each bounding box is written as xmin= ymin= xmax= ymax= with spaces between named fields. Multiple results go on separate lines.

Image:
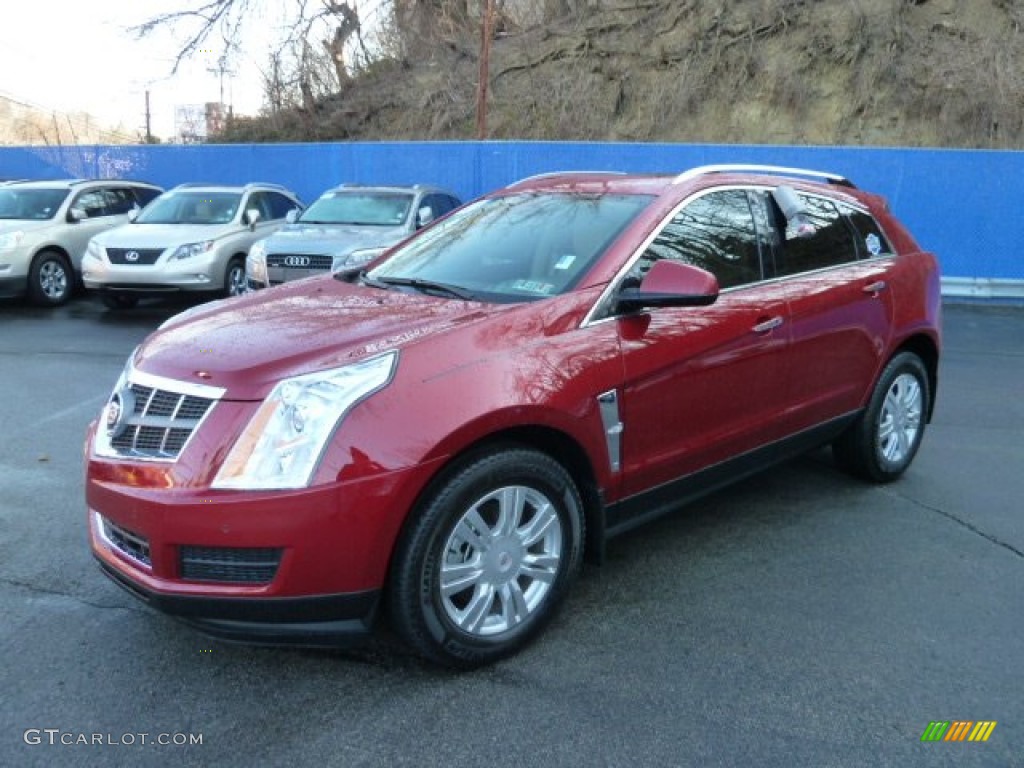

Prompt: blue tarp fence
xmin=1 ymin=141 xmax=1020 ymax=293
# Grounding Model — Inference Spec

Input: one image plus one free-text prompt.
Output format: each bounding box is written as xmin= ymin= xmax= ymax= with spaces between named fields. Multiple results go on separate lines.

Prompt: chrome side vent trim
xmin=597 ymin=389 xmax=624 ymax=473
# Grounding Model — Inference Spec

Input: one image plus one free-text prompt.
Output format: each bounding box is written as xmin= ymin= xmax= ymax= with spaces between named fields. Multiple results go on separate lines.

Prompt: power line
xmin=0 ymin=89 xmax=138 ymax=144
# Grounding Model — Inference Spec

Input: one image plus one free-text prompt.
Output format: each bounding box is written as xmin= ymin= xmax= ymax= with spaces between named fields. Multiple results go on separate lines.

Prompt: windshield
xmin=300 ymin=191 xmax=413 ymax=226
xmin=0 ymin=188 xmax=69 ymax=220
xmin=135 ymin=191 xmax=241 ymax=225
xmin=367 ymin=192 xmax=652 ymax=302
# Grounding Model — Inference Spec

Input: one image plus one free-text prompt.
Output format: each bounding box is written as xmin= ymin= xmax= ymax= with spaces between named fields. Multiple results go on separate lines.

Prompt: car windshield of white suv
xmin=135 ymin=191 xmax=241 ymax=225
xmin=0 ymin=188 xmax=69 ymax=220
xmin=363 ymin=192 xmax=652 ymax=302
xmin=300 ymin=192 xmax=413 ymax=226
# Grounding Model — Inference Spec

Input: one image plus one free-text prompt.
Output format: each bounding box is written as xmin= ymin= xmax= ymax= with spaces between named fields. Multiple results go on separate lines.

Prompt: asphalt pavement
xmin=0 ymin=294 xmax=1021 ymax=767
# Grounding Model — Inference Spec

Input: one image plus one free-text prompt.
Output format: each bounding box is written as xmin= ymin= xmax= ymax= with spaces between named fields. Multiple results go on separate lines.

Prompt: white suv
xmin=0 ymin=179 xmax=162 ymax=305
xmin=83 ymin=182 xmax=303 ymax=308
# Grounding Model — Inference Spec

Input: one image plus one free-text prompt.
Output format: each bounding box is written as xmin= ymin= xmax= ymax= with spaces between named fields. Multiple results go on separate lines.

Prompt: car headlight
xmin=211 ymin=351 xmax=398 ymax=490
xmin=170 ymin=240 xmax=215 ymax=260
xmin=246 ymin=241 xmax=268 ymax=283
xmin=335 ymin=247 xmax=385 ymax=272
xmin=0 ymin=230 xmax=24 ymax=250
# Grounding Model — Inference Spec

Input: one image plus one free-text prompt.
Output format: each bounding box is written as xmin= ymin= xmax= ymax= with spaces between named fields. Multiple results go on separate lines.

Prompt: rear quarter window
xmin=843 ymin=206 xmax=894 ymax=258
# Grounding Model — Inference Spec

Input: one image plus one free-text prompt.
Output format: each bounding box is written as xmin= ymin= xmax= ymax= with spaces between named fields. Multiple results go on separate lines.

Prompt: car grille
xmin=109 ymin=383 xmax=215 ymax=460
xmin=106 ymin=248 xmax=164 ymax=265
xmin=267 ymin=253 xmax=333 ymax=270
xmin=180 ymin=546 xmax=283 ymax=584
xmin=101 ymin=517 xmax=152 ymax=568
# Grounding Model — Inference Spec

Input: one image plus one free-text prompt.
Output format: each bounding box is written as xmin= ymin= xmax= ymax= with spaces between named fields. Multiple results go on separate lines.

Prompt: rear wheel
xmin=389 ymin=447 xmax=584 ymax=668
xmin=28 ymin=250 xmax=73 ymax=306
xmin=833 ymin=351 xmax=930 ymax=483
xmin=225 ymin=256 xmax=246 ymax=297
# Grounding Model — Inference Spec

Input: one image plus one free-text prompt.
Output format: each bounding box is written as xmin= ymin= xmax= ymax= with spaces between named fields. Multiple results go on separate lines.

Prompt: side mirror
xmin=245 ymin=208 xmax=261 ymax=231
xmin=416 ymin=205 xmax=434 ymax=229
xmin=68 ymin=207 xmax=86 ymax=222
xmin=616 ymin=260 xmax=719 ymax=312
xmin=127 ymin=207 xmax=140 ymax=223
xmin=285 ymin=208 xmax=299 ymax=224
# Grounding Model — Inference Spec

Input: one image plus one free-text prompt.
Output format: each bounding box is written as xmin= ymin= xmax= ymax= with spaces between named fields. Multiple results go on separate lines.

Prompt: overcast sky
xmin=0 ymin=1 xmax=276 ymax=140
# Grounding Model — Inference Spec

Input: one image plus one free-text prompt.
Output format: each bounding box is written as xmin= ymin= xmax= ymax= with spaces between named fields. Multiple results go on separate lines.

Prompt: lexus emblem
xmin=125 ymin=251 xmax=140 ymax=262
xmin=105 ymin=387 xmax=135 ymax=438
xmin=283 ymin=255 xmax=311 ymax=268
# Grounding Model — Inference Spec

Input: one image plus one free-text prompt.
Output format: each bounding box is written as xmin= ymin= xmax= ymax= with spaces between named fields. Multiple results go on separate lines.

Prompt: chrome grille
xmin=95 ymin=370 xmax=225 ymax=463
xmin=107 ymin=247 xmax=163 ymax=265
xmin=267 ymin=253 xmax=333 ymax=270
xmin=109 ymin=384 xmax=214 ymax=459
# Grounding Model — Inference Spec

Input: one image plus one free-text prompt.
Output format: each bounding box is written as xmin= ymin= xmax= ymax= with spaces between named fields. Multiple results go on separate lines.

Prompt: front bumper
xmin=87 ymin=429 xmax=442 ymax=646
xmin=97 ymin=557 xmax=379 ymax=646
xmin=82 ymin=251 xmax=226 ymax=293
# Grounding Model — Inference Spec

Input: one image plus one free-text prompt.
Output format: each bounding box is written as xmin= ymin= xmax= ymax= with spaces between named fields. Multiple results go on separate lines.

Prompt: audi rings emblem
xmin=105 ymin=387 xmax=135 ymax=438
xmin=283 ymin=255 xmax=312 ymax=268
xmin=125 ymin=251 xmax=141 ymax=262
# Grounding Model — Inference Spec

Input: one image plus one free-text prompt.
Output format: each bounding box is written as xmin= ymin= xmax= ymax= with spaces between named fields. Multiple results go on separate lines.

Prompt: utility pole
xmin=475 ymin=0 xmax=495 ymax=139
xmin=145 ymin=90 xmax=152 ymax=144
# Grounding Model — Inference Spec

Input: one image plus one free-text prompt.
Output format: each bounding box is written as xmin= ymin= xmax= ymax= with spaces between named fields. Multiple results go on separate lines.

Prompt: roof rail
xmin=672 ymin=164 xmax=855 ymax=188
xmin=173 ymin=182 xmax=219 ymax=189
xmin=508 ymin=170 xmax=627 ymax=188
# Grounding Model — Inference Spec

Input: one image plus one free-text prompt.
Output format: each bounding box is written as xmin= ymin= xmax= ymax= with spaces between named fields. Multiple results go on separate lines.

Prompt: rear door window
xmin=777 ymin=194 xmax=859 ymax=276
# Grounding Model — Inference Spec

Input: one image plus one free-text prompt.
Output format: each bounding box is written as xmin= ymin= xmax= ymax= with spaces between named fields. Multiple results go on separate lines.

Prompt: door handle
xmin=863 ymin=280 xmax=887 ymax=296
xmin=752 ymin=316 xmax=784 ymax=334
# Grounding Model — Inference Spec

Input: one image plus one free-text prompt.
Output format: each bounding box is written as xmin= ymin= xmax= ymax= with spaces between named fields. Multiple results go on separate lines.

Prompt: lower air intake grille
xmin=102 ymin=518 xmax=152 ymax=567
xmin=179 ymin=546 xmax=283 ymax=584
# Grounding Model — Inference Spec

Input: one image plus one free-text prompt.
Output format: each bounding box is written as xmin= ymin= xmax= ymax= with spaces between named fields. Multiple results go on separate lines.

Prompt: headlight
xmin=170 ymin=240 xmax=214 ymax=260
xmin=0 ymin=230 xmax=24 ymax=250
xmin=211 ymin=351 xmax=398 ymax=490
xmin=335 ymin=247 xmax=385 ymax=272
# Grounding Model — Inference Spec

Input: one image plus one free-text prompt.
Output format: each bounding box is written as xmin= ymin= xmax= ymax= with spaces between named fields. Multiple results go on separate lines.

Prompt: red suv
xmin=86 ymin=165 xmax=940 ymax=667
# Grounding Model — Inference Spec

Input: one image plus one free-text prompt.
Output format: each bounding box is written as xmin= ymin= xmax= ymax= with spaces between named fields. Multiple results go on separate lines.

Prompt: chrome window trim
xmin=581 ymin=184 xmax=892 ymax=328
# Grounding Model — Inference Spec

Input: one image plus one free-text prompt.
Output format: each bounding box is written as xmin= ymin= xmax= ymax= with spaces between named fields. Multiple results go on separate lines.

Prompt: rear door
xmin=615 ymin=188 xmax=793 ymax=497
xmin=768 ymin=191 xmax=895 ymax=432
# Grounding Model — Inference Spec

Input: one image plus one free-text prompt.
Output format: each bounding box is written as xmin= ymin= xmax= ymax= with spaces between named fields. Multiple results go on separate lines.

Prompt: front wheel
xmin=224 ymin=256 xmax=246 ymax=297
xmin=389 ymin=447 xmax=584 ymax=668
xmin=28 ymin=250 xmax=73 ymax=306
xmin=833 ymin=351 xmax=930 ymax=483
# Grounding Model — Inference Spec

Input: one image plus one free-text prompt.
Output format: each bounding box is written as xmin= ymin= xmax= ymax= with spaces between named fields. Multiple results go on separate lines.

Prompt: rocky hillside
xmin=217 ymin=0 xmax=1024 ymax=148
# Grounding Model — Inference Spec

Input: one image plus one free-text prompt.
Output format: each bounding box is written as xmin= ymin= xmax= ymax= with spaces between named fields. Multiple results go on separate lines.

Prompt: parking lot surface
xmin=1 ymin=295 xmax=1021 ymax=767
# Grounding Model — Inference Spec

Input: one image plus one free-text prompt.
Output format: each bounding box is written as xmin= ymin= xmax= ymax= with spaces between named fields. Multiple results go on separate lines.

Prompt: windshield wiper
xmin=373 ymin=276 xmax=476 ymax=300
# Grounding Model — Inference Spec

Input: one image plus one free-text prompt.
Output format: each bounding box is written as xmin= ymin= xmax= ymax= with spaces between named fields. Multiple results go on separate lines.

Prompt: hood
xmin=96 ymin=223 xmax=240 ymax=249
xmin=263 ymin=222 xmax=407 ymax=256
xmin=136 ymin=275 xmax=497 ymax=399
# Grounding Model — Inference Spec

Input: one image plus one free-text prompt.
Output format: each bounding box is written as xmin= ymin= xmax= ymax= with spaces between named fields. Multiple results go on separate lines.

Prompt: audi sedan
xmin=85 ymin=165 xmax=940 ymax=667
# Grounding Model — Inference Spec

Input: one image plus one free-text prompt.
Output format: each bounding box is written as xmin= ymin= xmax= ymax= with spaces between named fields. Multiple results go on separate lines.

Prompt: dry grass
xmin=215 ymin=0 xmax=1024 ymax=148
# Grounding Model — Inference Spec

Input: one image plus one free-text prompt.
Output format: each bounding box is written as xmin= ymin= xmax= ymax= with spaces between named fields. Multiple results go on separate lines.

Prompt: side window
xmin=628 ymin=189 xmax=763 ymax=290
xmin=265 ymin=191 xmax=298 ymax=220
xmin=105 ymin=188 xmax=138 ymax=215
xmin=843 ymin=205 xmax=894 ymax=258
xmin=777 ymin=194 xmax=859 ymax=276
xmin=245 ymin=192 xmax=273 ymax=221
xmin=72 ymin=190 xmax=111 ymax=218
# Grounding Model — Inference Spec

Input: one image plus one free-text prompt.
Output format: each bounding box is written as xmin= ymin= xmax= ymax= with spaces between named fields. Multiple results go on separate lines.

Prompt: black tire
xmin=28 ymin=250 xmax=73 ymax=306
xmin=101 ymin=293 xmax=139 ymax=310
xmin=389 ymin=447 xmax=585 ymax=668
xmin=224 ymin=256 xmax=247 ymax=297
xmin=833 ymin=351 xmax=930 ymax=483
